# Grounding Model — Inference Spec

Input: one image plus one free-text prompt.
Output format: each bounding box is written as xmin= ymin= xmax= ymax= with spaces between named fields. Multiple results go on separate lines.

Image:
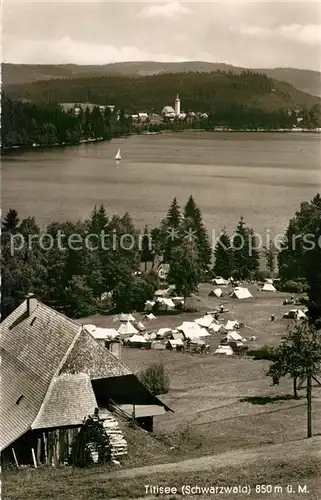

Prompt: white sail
xmin=115 ymin=148 xmax=121 ymax=160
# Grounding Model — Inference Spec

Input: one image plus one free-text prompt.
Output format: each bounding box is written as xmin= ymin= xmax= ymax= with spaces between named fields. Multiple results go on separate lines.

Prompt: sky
xmin=2 ymin=1 xmax=321 ymax=70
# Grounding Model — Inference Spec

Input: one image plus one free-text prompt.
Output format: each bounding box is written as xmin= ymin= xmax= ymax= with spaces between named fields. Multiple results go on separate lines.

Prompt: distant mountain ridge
xmin=2 ymin=61 xmax=321 ymax=97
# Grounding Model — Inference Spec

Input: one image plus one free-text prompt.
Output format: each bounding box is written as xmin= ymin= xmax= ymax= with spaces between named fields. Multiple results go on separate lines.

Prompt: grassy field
xmin=4 ymin=283 xmax=321 ymax=499
xmin=81 ymin=283 xmax=321 ymax=456
xmin=4 ymin=450 xmax=321 ymax=499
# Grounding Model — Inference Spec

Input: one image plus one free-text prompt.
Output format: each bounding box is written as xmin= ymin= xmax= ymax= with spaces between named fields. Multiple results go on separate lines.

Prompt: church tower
xmin=175 ymin=94 xmax=180 ymax=116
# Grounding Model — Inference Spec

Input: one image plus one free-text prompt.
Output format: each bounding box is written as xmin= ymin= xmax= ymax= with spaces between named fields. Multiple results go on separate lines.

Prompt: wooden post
xmin=132 ymin=404 xmax=136 ymax=420
xmin=55 ymin=429 xmax=60 ymax=466
xmin=36 ymin=436 xmax=42 ymax=464
xmin=12 ymin=448 xmax=19 ymax=467
xmin=307 ymin=375 xmax=312 ymax=438
xmin=293 ymin=377 xmax=298 ymax=398
xmin=43 ymin=433 xmax=48 ymax=464
xmin=31 ymin=448 xmax=37 ymax=468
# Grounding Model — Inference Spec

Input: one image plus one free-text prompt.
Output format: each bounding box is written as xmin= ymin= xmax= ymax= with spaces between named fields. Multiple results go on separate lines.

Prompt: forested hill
xmin=3 ymin=62 xmax=321 ymax=97
xmin=4 ymin=71 xmax=321 ymax=115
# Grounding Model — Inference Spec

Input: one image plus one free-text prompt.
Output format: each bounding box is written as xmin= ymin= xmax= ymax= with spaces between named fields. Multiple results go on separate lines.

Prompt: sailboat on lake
xmin=115 ymin=148 xmax=121 ymax=161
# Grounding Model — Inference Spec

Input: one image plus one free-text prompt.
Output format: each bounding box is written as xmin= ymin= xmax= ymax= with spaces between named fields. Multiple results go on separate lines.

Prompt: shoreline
xmin=2 ymin=128 xmax=320 ymax=153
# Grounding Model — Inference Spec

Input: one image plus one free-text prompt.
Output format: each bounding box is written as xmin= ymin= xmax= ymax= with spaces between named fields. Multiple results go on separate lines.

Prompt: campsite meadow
xmin=4 ymin=283 xmax=321 ymax=500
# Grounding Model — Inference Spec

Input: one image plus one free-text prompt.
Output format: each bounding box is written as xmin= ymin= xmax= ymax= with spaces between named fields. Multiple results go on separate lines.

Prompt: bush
xmin=138 ymin=363 xmax=170 ymax=395
xmin=280 ymin=280 xmax=308 ymax=293
xmin=249 ymin=344 xmax=278 ymax=360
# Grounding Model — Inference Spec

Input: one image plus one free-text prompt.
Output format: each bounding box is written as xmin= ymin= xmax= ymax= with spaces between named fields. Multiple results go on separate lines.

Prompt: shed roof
xmin=61 ymin=329 xmax=132 ymax=379
xmin=32 ymin=373 xmax=97 ymax=429
xmin=0 ymin=300 xmax=81 ymax=450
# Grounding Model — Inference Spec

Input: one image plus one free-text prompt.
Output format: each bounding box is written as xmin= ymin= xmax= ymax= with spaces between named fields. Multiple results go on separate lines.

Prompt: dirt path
xmin=107 ymin=437 xmax=321 ymax=479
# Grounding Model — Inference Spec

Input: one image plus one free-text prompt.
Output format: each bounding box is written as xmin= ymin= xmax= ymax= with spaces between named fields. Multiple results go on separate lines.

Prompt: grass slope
xmin=3 ymin=442 xmax=321 ymax=499
xmin=3 ymin=286 xmax=321 ymax=499
xmin=3 ymin=62 xmax=321 ymax=97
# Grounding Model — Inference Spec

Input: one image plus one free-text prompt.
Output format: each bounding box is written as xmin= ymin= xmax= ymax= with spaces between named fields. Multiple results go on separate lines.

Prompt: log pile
xmin=101 ymin=412 xmax=128 ymax=460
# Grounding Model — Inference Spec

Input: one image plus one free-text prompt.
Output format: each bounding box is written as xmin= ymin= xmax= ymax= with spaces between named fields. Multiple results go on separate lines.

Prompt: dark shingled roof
xmin=61 ymin=329 xmax=132 ymax=379
xmin=32 ymin=373 xmax=98 ymax=429
xmin=1 ymin=299 xmax=171 ymax=450
xmin=0 ymin=300 xmax=81 ymax=450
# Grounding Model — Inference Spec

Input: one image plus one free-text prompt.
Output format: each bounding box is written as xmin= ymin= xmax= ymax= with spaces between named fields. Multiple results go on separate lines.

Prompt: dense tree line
xmin=4 ymin=70 xmax=321 ymax=127
xmin=1 ymin=196 xmax=260 ymax=319
xmin=2 ymin=194 xmax=320 ymax=327
xmin=1 ymin=93 xmax=132 ymax=148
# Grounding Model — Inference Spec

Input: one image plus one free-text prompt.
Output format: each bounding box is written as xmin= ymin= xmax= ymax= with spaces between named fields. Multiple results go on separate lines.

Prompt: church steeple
xmin=175 ymin=94 xmax=180 ymax=116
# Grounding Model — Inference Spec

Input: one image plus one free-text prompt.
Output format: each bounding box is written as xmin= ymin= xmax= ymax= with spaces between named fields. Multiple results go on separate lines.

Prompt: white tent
xmin=119 ymin=313 xmax=136 ymax=322
xmin=208 ymin=323 xmax=224 ymax=333
xmin=191 ymin=338 xmax=206 ymax=345
xmin=167 ymin=338 xmax=184 ymax=348
xmin=209 ymin=288 xmax=223 ymax=298
xmin=156 ymin=328 xmax=172 ymax=338
xmin=156 ymin=298 xmax=175 ymax=310
xmin=287 ymin=309 xmax=307 ymax=320
xmin=154 ymin=287 xmax=173 ymax=298
xmin=84 ymin=325 xmax=119 ymax=340
xmin=135 ymin=321 xmax=146 ymax=332
xmin=214 ymin=345 xmax=234 ymax=355
xmin=84 ymin=324 xmax=97 ymax=334
xmin=296 ymin=309 xmax=307 ymax=319
xmin=145 ymin=300 xmax=155 ymax=311
xmin=262 ymin=283 xmax=276 ymax=292
xmin=225 ymin=320 xmax=240 ymax=330
xmin=195 ymin=314 xmax=214 ymax=328
xmin=183 ymin=326 xmax=210 ymax=340
xmin=117 ymin=321 xmax=138 ymax=335
xmin=226 ymin=331 xmax=243 ymax=342
xmin=128 ymin=334 xmax=147 ymax=343
xmin=265 ymin=278 xmax=273 ymax=284
xmin=212 ymin=277 xmax=228 ymax=286
xmin=177 ymin=321 xmax=197 ymax=331
xmin=144 ymin=332 xmax=157 ymax=340
xmin=145 ymin=313 xmax=156 ymax=320
xmin=172 ymin=331 xmax=184 ymax=340
xmin=171 ymin=296 xmax=184 ymax=306
xmin=230 ymin=287 xmax=252 ymax=299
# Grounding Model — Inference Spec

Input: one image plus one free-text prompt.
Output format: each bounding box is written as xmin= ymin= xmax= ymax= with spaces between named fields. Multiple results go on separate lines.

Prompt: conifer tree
xmin=263 ymin=241 xmax=278 ymax=276
xmin=166 ymin=197 xmax=181 ymax=228
xmin=167 ymin=240 xmax=201 ymax=305
xmin=141 ymin=225 xmax=153 ymax=271
xmin=214 ymin=229 xmax=232 ymax=279
xmin=2 ymin=209 xmax=20 ymax=233
xmin=162 ymin=197 xmax=181 ymax=262
xmin=88 ymin=204 xmax=108 ymax=234
xmin=232 ymin=217 xmax=260 ymax=279
xmin=183 ymin=195 xmax=211 ymax=271
xmin=306 ymin=224 xmax=321 ymax=329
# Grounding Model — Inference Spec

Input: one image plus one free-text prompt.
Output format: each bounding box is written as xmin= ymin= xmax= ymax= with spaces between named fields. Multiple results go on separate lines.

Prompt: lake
xmin=2 ymin=132 xmax=321 ymax=240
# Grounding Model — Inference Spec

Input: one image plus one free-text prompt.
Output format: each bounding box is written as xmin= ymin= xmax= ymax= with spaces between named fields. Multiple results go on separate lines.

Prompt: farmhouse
xmin=157 ymin=262 xmax=170 ymax=280
xmin=0 ymin=295 xmax=172 ymax=467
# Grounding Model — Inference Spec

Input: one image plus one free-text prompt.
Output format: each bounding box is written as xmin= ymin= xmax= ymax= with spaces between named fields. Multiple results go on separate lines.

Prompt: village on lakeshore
xmin=59 ymin=94 xmax=321 ymax=134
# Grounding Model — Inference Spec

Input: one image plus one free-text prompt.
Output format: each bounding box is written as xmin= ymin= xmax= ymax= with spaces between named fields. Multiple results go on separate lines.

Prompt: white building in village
xmin=175 ymin=94 xmax=180 ymax=116
xmin=162 ymin=94 xmax=183 ymax=119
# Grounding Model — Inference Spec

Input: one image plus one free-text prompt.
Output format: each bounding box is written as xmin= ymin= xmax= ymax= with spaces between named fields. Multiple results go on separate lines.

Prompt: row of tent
xmin=84 ymin=312 xmax=246 ymax=357
xmin=208 ymin=286 xmax=253 ymax=300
